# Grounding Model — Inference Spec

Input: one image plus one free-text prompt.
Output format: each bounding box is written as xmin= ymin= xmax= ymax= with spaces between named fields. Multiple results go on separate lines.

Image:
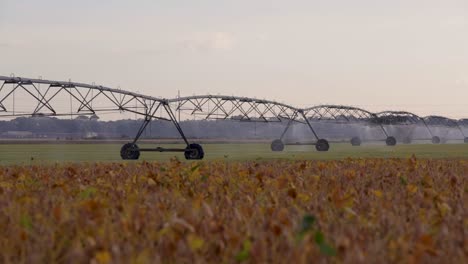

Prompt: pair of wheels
xmin=270 ymin=139 xmax=330 ymax=152
xmin=120 ymin=143 xmax=204 ymax=160
xmin=353 ymin=136 xmax=405 ymax=146
xmin=351 ymin=137 xmax=403 ymax=146
xmin=384 ymin=136 xmax=442 ymax=145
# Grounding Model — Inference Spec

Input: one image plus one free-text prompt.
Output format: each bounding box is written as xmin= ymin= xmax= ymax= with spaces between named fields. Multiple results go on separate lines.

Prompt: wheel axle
xmin=120 ymin=143 xmax=205 ymax=160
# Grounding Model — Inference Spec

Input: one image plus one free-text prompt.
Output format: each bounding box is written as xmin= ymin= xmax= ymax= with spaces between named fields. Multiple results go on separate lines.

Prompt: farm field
xmin=2 ymin=142 xmax=468 ymax=164
xmin=0 ymin=158 xmax=466 ymax=262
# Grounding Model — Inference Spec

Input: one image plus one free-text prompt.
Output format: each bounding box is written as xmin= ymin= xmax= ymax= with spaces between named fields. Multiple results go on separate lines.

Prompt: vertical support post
xmin=69 ymin=92 xmax=73 ymax=120
xmin=132 ymin=118 xmax=151 ymax=144
xmin=299 ymin=110 xmax=320 ymax=141
xmin=177 ymin=90 xmax=181 ymax=122
xmin=12 ymin=86 xmax=15 ymax=116
xmin=279 ymin=111 xmax=298 ymax=140
xmin=132 ymin=102 xmax=161 ymax=144
xmin=456 ymin=124 xmax=465 ymax=138
xmin=420 ymin=119 xmax=434 ymax=138
xmin=378 ymin=123 xmax=389 ymax=138
xmin=373 ymin=114 xmax=391 ymax=139
xmin=163 ymin=103 xmax=190 ymax=146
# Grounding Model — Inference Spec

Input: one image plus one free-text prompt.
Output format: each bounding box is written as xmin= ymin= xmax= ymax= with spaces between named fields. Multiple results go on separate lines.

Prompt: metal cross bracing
xmin=0 ymin=76 xmax=325 ymax=158
xmin=0 ymin=76 xmax=167 ymax=118
xmin=458 ymin=119 xmax=468 ymax=126
xmin=374 ymin=111 xmax=422 ymax=145
xmin=424 ymin=115 xmax=459 ymax=127
xmin=375 ymin=111 xmax=446 ymax=145
xmin=274 ymin=105 xmax=384 ymax=149
xmin=1 ymin=75 xmax=467 ymax=160
xmin=457 ymin=119 xmax=468 ymax=143
xmin=376 ymin=111 xmax=424 ymax=125
xmin=166 ymin=95 xmax=331 ymax=152
xmin=423 ymin=116 xmax=467 ymax=142
xmin=0 ymin=76 xmax=204 ymax=160
xmin=168 ymin=95 xmax=300 ymax=122
xmin=303 ymin=105 xmax=377 ymax=123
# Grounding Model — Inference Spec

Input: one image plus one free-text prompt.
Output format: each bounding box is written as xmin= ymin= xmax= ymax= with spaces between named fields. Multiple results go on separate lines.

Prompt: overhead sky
xmin=1 ymin=0 xmax=467 ymax=117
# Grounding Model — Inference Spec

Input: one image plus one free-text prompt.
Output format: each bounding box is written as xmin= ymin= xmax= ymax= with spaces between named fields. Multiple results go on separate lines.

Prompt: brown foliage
xmin=0 ymin=158 xmax=467 ymax=263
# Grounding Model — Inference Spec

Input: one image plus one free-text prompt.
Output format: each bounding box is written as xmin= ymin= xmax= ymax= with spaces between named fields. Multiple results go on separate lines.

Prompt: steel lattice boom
xmin=376 ymin=111 xmax=424 ymax=125
xmin=1 ymin=75 xmax=468 ymax=159
xmin=168 ymin=95 xmax=299 ymax=122
xmin=424 ymin=115 xmax=459 ymax=127
xmin=0 ymin=76 xmax=171 ymax=120
xmin=0 ymin=76 xmax=201 ymax=159
xmin=302 ymin=105 xmax=377 ymax=123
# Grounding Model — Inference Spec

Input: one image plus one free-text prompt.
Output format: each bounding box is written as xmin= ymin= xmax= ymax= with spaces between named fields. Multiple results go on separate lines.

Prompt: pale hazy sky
xmin=1 ymin=0 xmax=467 ymax=117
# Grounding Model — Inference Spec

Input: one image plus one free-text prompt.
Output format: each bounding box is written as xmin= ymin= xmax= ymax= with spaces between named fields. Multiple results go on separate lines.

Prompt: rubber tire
xmin=402 ymin=137 xmax=412 ymax=144
xmin=386 ymin=136 xmax=397 ymax=146
xmin=315 ymin=139 xmax=330 ymax=152
xmin=464 ymin=137 xmax=468 ymax=143
xmin=184 ymin=143 xmax=205 ymax=160
xmin=350 ymin=137 xmax=361 ymax=146
xmin=271 ymin=139 xmax=284 ymax=152
xmin=432 ymin=136 xmax=441 ymax=144
xmin=120 ymin=143 xmax=140 ymax=160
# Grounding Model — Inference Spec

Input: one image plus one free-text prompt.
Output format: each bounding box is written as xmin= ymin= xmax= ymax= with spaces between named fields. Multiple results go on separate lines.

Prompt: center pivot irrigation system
xmin=270 ymin=105 xmax=378 ymax=151
xmin=1 ymin=76 xmax=467 ymax=160
xmin=376 ymin=111 xmax=468 ymax=145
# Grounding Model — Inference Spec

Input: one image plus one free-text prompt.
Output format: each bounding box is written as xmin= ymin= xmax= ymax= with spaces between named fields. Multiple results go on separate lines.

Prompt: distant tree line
xmin=0 ymin=116 xmax=394 ymax=141
xmin=0 ymin=116 xmax=287 ymax=140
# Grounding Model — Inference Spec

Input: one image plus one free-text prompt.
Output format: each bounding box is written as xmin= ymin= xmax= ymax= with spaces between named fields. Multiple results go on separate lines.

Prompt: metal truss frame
xmin=424 ymin=115 xmax=466 ymax=139
xmin=168 ymin=95 xmax=300 ymax=122
xmin=458 ymin=119 xmax=468 ymax=126
xmin=376 ymin=111 xmax=425 ymax=126
xmin=1 ymin=75 xmax=467 ymax=158
xmin=375 ymin=111 xmax=441 ymax=143
xmin=0 ymin=76 xmax=315 ymax=157
xmin=277 ymin=105 xmax=382 ymax=144
xmin=303 ymin=105 xmax=377 ymax=123
xmin=0 ymin=76 xmax=197 ymax=159
xmin=168 ymin=95 xmax=330 ymax=146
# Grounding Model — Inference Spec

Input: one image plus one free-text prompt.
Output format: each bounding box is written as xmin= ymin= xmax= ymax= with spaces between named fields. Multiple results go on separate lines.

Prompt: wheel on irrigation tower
xmin=464 ymin=137 xmax=468 ymax=143
xmin=270 ymin=139 xmax=285 ymax=151
xmin=350 ymin=137 xmax=361 ymax=146
xmin=315 ymin=139 xmax=330 ymax=152
xmin=432 ymin=136 xmax=441 ymax=144
xmin=402 ymin=137 xmax=412 ymax=144
xmin=184 ymin=143 xmax=205 ymax=160
xmin=385 ymin=136 xmax=397 ymax=146
xmin=120 ymin=143 xmax=140 ymax=160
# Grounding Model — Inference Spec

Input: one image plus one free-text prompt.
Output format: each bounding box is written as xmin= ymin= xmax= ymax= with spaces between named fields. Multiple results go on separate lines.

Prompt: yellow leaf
xmin=372 ymin=190 xmax=383 ymax=198
xmin=187 ymin=234 xmax=204 ymax=251
xmin=298 ymin=193 xmax=310 ymax=203
xmin=147 ymin=178 xmax=156 ymax=186
xmin=437 ymin=202 xmax=451 ymax=216
xmin=406 ymin=184 xmax=418 ymax=194
xmin=95 ymin=250 xmax=111 ymax=264
xmin=344 ymin=207 xmax=357 ymax=216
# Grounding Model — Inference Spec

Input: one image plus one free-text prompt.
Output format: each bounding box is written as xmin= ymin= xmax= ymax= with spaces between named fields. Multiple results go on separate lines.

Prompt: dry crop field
xmin=0 ymin=157 xmax=467 ymax=263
